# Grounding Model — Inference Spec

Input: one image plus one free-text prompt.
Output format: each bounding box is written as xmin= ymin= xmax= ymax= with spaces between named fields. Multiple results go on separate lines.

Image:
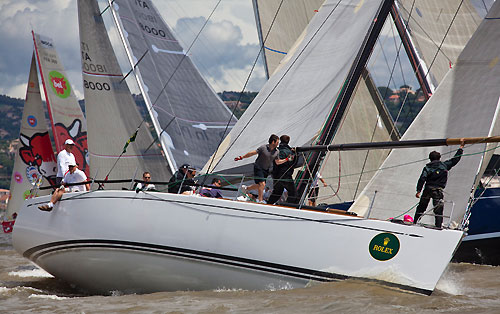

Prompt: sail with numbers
xmin=112 ymin=0 xmax=237 ymax=171
xmin=77 ymin=0 xmax=171 ymax=183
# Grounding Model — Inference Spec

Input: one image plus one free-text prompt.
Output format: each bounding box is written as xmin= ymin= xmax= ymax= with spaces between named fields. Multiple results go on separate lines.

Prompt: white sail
xmin=320 ymin=70 xmax=398 ymax=203
xmin=396 ymin=0 xmax=483 ymax=91
xmin=207 ymin=0 xmax=388 ymax=176
xmin=33 ymin=32 xmax=90 ymax=176
xmin=252 ymin=0 xmax=325 ymax=78
xmin=6 ymin=52 xmax=56 ymax=219
xmin=78 ymin=0 xmax=171 ymax=183
xmin=112 ymin=0 xmax=237 ymax=171
xmin=350 ymin=1 xmax=500 ymax=225
xmin=253 ymin=1 xmax=398 ymax=203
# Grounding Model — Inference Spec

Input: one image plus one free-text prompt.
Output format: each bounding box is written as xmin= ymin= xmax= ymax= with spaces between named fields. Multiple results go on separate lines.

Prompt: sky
xmin=0 ymin=0 xmax=266 ymax=100
xmin=2 ymin=0 xmax=489 ymax=101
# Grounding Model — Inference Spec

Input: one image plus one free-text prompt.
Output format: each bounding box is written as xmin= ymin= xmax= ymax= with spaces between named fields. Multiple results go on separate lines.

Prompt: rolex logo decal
xmin=369 ymin=233 xmax=400 ymax=261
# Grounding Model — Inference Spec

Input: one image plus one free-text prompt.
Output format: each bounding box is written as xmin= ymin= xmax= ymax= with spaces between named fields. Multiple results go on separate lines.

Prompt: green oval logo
xmin=49 ymin=71 xmax=71 ymax=98
xmin=369 ymin=233 xmax=400 ymax=261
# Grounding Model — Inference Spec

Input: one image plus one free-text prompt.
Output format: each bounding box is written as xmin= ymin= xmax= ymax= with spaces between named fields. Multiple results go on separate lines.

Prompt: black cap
xmin=180 ymin=164 xmax=196 ymax=171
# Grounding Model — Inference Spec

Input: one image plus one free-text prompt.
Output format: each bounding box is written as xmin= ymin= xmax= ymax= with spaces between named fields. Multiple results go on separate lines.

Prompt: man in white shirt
xmin=56 ymin=139 xmax=77 ymax=186
xmin=134 ymin=172 xmax=156 ymax=192
xmin=39 ymin=163 xmax=89 ymax=211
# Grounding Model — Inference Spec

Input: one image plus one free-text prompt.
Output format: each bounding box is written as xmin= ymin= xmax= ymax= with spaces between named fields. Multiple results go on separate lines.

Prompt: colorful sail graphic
xmin=5 ymin=52 xmax=56 ymax=222
xmin=32 ymin=32 xmax=89 ymax=176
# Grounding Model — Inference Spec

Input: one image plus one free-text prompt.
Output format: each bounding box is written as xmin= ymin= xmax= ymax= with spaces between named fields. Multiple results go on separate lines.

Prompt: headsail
xmin=253 ymin=0 xmax=398 ymax=202
xmin=77 ymin=0 xmax=171 ymax=182
xmin=350 ymin=1 xmax=500 ymax=225
xmin=32 ymin=32 xmax=89 ymax=176
xmin=6 ymin=52 xmax=56 ymax=219
xmin=395 ymin=0 xmax=483 ymax=91
xmin=252 ymin=0 xmax=325 ymax=78
xmin=112 ymin=0 xmax=237 ymax=171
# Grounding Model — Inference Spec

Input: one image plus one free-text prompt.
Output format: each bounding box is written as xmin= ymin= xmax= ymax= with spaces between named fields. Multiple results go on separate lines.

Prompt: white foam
xmin=0 ymin=287 xmax=10 ymax=294
xmin=8 ymin=268 xmax=54 ymax=278
xmin=28 ymin=294 xmax=68 ymax=300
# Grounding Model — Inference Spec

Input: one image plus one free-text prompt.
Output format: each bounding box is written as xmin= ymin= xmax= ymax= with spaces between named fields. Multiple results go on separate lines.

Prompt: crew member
xmin=414 ymin=140 xmax=465 ymax=228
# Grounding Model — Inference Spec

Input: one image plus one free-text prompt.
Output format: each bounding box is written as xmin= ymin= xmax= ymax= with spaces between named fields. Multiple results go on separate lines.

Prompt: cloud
xmin=173 ymin=16 xmax=265 ymax=91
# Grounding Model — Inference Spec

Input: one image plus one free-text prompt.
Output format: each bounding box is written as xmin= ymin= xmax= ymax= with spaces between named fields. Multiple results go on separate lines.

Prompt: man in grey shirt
xmin=234 ymin=134 xmax=292 ymax=203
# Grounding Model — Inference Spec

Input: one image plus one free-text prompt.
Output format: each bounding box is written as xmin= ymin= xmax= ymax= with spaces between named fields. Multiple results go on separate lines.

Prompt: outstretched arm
xmin=234 ymin=150 xmax=258 ymax=161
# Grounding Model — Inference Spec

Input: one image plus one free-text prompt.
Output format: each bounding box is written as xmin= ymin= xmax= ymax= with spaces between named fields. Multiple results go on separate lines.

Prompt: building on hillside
xmin=0 ymin=189 xmax=9 ymax=211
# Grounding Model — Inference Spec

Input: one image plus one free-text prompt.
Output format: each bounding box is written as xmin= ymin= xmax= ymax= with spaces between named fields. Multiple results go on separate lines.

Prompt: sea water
xmin=1 ymin=231 xmax=500 ymax=313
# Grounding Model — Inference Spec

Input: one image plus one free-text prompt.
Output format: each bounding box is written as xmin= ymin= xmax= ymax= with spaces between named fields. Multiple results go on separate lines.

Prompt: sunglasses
xmin=144 ymin=176 xmax=151 ymax=179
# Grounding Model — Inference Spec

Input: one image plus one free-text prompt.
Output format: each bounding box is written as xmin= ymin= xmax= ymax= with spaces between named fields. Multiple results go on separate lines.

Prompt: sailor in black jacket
xmin=414 ymin=140 xmax=465 ymax=227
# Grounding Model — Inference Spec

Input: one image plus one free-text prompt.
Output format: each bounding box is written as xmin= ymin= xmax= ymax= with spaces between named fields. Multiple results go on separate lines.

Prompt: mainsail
xmin=112 ymin=0 xmax=237 ymax=171
xmin=6 ymin=52 xmax=56 ymax=219
xmin=32 ymin=32 xmax=89 ymax=176
xmin=350 ymin=1 xmax=500 ymax=225
xmin=77 ymin=0 xmax=171 ymax=182
xmin=207 ymin=0 xmax=391 ymax=191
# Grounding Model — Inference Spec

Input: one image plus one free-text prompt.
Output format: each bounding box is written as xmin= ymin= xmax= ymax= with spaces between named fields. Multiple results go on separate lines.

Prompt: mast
xmin=390 ymin=3 xmax=433 ymax=99
xmin=252 ymin=0 xmax=270 ymax=79
xmin=106 ymin=0 xmax=177 ymax=174
xmin=295 ymin=0 xmax=394 ymax=200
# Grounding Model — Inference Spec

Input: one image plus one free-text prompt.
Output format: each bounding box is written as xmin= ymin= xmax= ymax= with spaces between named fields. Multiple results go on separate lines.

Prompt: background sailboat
xmin=32 ymin=32 xmax=89 ymax=176
xmin=3 ymin=52 xmax=56 ymax=232
xmin=112 ymin=0 xmax=238 ymax=172
xmin=78 ymin=0 xmax=171 ymax=185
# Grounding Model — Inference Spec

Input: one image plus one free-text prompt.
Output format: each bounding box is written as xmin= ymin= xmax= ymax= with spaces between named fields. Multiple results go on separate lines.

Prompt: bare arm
xmin=235 ymin=150 xmax=258 ymax=161
xmin=275 ymin=154 xmax=293 ymax=165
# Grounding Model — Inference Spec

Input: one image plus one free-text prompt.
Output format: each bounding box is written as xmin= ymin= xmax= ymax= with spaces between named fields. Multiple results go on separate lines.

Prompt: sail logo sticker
xmin=26 ymin=166 xmax=40 ymax=185
xmin=27 ymin=115 xmax=37 ymax=127
xmin=14 ymin=171 xmax=23 ymax=184
xmin=49 ymin=71 xmax=71 ymax=98
xmin=369 ymin=233 xmax=400 ymax=261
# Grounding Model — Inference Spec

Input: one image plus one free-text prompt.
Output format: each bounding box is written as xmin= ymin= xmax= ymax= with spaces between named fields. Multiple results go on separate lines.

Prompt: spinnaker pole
xmin=295 ymin=136 xmax=500 ymax=152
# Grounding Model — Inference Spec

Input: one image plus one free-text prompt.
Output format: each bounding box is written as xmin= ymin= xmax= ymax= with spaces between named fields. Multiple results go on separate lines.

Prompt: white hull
xmin=13 ymin=190 xmax=463 ymax=294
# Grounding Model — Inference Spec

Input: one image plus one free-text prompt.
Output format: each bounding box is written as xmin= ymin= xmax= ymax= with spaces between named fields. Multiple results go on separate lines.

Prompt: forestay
xmin=113 ymin=0 xmax=237 ymax=171
xmin=350 ymin=2 xmax=500 ymax=225
xmin=6 ymin=53 xmax=56 ymax=218
xmin=206 ymin=0 xmax=387 ymax=177
xmin=33 ymin=32 xmax=89 ymax=176
xmin=77 ymin=0 xmax=171 ymax=183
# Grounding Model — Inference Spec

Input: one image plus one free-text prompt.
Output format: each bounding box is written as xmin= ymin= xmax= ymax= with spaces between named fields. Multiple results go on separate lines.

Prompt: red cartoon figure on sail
xmin=19 ymin=132 xmax=57 ymax=185
xmin=54 ymin=119 xmax=89 ymax=176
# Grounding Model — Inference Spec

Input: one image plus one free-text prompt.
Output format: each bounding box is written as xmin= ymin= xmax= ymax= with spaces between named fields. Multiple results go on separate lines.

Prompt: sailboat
xmin=2 ymin=52 xmax=57 ymax=233
xmin=32 ymin=32 xmax=90 ymax=176
xmin=12 ymin=0 xmax=494 ymax=295
xmin=2 ymin=32 xmax=91 ymax=234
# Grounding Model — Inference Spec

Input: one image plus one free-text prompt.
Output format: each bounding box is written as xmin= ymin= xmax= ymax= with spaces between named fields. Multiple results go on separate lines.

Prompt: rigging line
xmin=202 ymin=0 xmax=286 ymax=183
xmin=143 ymin=116 xmax=176 ymax=154
xmin=149 ymin=0 xmax=222 ymax=109
xmin=100 ymin=0 xmax=116 ymax=16
xmin=421 ymin=0 xmax=465 ymax=84
xmin=208 ymin=0 xmax=344 ymax=172
xmin=203 ymin=0 xmax=286 ymax=176
xmin=120 ymin=49 xmax=149 ymax=83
